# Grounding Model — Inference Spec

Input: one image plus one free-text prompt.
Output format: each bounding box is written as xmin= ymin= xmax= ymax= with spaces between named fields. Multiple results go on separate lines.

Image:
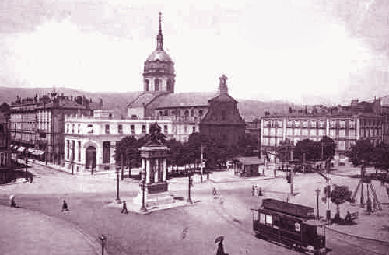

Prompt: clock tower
xmin=143 ymin=12 xmax=176 ymax=93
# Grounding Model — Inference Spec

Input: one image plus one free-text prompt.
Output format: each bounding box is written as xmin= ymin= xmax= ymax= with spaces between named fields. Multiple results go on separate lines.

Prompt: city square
xmin=0 ymin=161 xmax=388 ymax=255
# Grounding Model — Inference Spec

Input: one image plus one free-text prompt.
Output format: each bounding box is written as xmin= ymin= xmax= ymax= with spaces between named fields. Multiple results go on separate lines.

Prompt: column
xmin=145 ymin=159 xmax=150 ymax=184
xmin=154 ymin=158 xmax=159 ymax=183
xmin=162 ymin=158 xmax=167 ymax=182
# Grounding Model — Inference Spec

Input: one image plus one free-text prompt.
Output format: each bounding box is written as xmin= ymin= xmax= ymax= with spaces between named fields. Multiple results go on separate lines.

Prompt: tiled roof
xmin=128 ymin=92 xmax=168 ymax=108
xmin=150 ymin=92 xmax=216 ymax=109
xmin=209 ymin=93 xmax=237 ymax=102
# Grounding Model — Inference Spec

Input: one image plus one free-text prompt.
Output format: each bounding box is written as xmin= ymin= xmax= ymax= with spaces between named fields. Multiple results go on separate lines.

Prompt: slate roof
xmin=150 ymin=92 xmax=216 ymax=109
xmin=127 ymin=92 xmax=168 ymax=108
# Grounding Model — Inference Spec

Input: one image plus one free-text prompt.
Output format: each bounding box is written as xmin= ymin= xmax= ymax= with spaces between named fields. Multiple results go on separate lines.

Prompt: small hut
xmin=233 ymin=156 xmax=264 ymax=177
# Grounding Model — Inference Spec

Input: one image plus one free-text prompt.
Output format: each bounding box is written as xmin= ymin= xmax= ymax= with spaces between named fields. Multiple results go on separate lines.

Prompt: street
xmin=0 ymin=163 xmax=388 ymax=255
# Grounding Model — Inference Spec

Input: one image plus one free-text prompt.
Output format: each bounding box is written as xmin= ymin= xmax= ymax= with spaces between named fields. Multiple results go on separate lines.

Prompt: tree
xmin=320 ymin=136 xmax=336 ymax=160
xmin=330 ymin=184 xmax=352 ymax=217
xmin=294 ymin=139 xmax=320 ymax=162
xmin=276 ymin=139 xmax=293 ymax=163
xmin=346 ymin=139 xmax=375 ymax=167
xmin=114 ymin=135 xmax=140 ymax=178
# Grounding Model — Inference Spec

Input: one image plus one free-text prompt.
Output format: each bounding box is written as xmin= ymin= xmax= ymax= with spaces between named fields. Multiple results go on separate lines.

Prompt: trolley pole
xmin=290 ymin=166 xmax=293 ymax=195
xmin=200 ymin=145 xmax=204 ymax=183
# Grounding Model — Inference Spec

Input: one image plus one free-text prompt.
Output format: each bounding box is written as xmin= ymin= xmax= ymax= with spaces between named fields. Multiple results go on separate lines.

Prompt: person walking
xmin=10 ymin=195 xmax=16 ymax=208
xmin=61 ymin=200 xmax=69 ymax=212
xmin=215 ymin=237 xmax=229 ymax=255
xmin=121 ymin=201 xmax=128 ymax=214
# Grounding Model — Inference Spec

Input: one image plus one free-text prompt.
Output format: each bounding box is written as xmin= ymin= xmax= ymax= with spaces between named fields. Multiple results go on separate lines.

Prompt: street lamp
xmin=140 ymin=169 xmax=147 ymax=212
xmin=187 ymin=170 xmax=193 ymax=204
xmin=315 ymin=188 xmax=321 ymax=220
xmin=115 ymin=166 xmax=121 ymax=204
xmin=99 ymin=235 xmax=107 ymax=255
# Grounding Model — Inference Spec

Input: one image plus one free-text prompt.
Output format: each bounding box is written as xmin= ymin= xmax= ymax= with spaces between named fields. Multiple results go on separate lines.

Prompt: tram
xmin=251 ymin=198 xmax=327 ymax=254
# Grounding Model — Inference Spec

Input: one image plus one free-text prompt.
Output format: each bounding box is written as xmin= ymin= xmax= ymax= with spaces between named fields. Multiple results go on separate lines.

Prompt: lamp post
xmin=315 ymin=188 xmax=321 ymax=220
xmin=99 ymin=235 xmax=107 ymax=255
xmin=187 ymin=170 xmax=193 ymax=204
xmin=115 ymin=166 xmax=121 ymax=204
xmin=200 ymin=145 xmax=204 ymax=183
xmin=141 ymin=169 xmax=147 ymax=212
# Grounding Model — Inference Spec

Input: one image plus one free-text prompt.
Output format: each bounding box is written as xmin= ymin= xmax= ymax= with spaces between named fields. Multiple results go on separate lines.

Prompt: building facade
xmin=261 ymin=112 xmax=384 ymax=165
xmin=9 ymin=93 xmax=99 ymax=165
xmin=199 ymin=75 xmax=246 ymax=147
xmin=64 ymin=110 xmax=175 ymax=173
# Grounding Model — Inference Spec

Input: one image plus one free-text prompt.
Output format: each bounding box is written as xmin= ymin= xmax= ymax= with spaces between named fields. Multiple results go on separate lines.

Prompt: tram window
xmin=266 ymin=215 xmax=273 ymax=226
xmin=295 ymin=223 xmax=301 ymax=232
xmin=260 ymin=213 xmax=266 ymax=224
xmin=252 ymin=211 xmax=259 ymax=221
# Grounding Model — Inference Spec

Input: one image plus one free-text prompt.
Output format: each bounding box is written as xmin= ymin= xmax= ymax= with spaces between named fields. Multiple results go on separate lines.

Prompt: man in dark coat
xmin=121 ymin=201 xmax=128 ymax=214
xmin=216 ymin=240 xmax=228 ymax=255
xmin=61 ymin=200 xmax=69 ymax=212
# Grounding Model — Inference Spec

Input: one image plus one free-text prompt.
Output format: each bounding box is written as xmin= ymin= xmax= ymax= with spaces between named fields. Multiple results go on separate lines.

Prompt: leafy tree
xmin=277 ymin=139 xmax=293 ymax=163
xmin=114 ymin=135 xmax=140 ymax=178
xmin=237 ymin=134 xmax=258 ymax=157
xmin=346 ymin=139 xmax=375 ymax=167
xmin=294 ymin=139 xmax=320 ymax=162
xmin=320 ymin=136 xmax=336 ymax=160
xmin=330 ymin=184 xmax=352 ymax=217
xmin=165 ymin=138 xmax=184 ymax=170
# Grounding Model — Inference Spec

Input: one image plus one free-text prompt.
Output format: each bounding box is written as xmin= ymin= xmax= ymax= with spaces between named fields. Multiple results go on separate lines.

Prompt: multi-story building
xmin=9 ymin=93 xmax=100 ymax=165
xmin=64 ymin=110 xmax=176 ymax=173
xmin=261 ymin=110 xmax=384 ymax=166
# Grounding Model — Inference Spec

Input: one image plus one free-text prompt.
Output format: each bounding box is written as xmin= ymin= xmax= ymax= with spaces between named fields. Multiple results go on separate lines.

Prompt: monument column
xmin=155 ymin=158 xmax=159 ymax=182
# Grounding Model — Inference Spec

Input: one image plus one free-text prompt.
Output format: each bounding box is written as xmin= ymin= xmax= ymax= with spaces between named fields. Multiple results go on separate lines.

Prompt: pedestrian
xmin=30 ymin=175 xmax=33 ymax=183
xmin=258 ymin=187 xmax=262 ymax=196
xmin=121 ymin=201 xmax=128 ymax=214
xmin=61 ymin=200 xmax=69 ymax=212
xmin=10 ymin=195 xmax=16 ymax=208
xmin=251 ymin=185 xmax=255 ymax=196
xmin=216 ymin=239 xmax=229 ymax=255
xmin=345 ymin=211 xmax=351 ymax=223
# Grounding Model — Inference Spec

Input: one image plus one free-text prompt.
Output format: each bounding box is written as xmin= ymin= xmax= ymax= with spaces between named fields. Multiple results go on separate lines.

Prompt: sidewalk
xmin=0 ymin=205 xmax=103 ymax=255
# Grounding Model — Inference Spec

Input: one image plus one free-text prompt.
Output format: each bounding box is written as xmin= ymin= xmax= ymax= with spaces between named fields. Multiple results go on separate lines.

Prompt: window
xmin=66 ymin=124 xmax=69 ymax=133
xmin=105 ymin=124 xmax=110 ymax=134
xmin=184 ymin=125 xmax=188 ymax=133
xmin=72 ymin=124 xmax=75 ymax=134
xmin=318 ymin=129 xmax=324 ymax=136
xmin=266 ymin=215 xmax=273 ymax=226
xmin=349 ymin=129 xmax=355 ymax=138
xmin=78 ymin=141 xmax=81 ymax=161
xmin=302 ymin=121 xmax=308 ymax=128
xmin=330 ymin=120 xmax=336 ymax=128
xmin=263 ymin=128 xmax=269 ymax=136
xmin=78 ymin=124 xmax=80 ymax=134
xmin=260 ymin=213 xmax=266 ymax=224
xmin=191 ymin=109 xmax=194 ymax=117
xmin=330 ymin=129 xmax=335 ymax=137
xmin=349 ymin=120 xmax=355 ymax=129
xmin=221 ymin=110 xmax=226 ymax=121
xmin=295 ymin=120 xmax=300 ymax=127
xmin=67 ymin=140 xmax=69 ymax=159
xmin=310 ymin=121 xmax=317 ymax=128
xmin=286 ymin=128 xmax=293 ymax=135
xmin=339 ymin=129 xmax=345 ymax=137
xmin=192 ymin=126 xmax=196 ymax=133
xmin=87 ymin=124 xmax=93 ymax=134
xmin=164 ymin=125 xmax=168 ymax=134
xmin=145 ymin=79 xmax=149 ymax=91
xmin=131 ymin=125 xmax=135 ymax=135
xmin=294 ymin=129 xmax=300 ymax=136
xmin=118 ymin=124 xmax=123 ymax=134
xmin=270 ymin=128 xmax=276 ymax=135
xmin=142 ymin=125 xmax=146 ymax=134
xmin=310 ymin=129 xmax=317 ymax=136
xmin=198 ymin=110 xmax=203 ymax=118
xmin=71 ymin=140 xmax=75 ymax=161
xmin=340 ymin=120 xmax=346 ymax=128
xmin=302 ymin=129 xmax=308 ymax=136
xmin=319 ymin=120 xmax=325 ymax=128
xmin=103 ymin=141 xmax=110 ymax=163
xmin=155 ymin=79 xmax=160 ymax=91
xmin=338 ymin=140 xmax=346 ymax=150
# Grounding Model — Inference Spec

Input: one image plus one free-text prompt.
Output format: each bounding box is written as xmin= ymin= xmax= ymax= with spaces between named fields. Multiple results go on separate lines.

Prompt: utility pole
xmin=315 ymin=188 xmax=321 ymax=220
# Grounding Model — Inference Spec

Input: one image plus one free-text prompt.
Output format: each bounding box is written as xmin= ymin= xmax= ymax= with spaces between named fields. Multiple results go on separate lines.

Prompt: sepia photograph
xmin=0 ymin=0 xmax=389 ymax=254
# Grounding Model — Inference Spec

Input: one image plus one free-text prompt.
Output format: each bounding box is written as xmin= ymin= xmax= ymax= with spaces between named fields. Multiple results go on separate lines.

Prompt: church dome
xmin=146 ymin=50 xmax=172 ymax=62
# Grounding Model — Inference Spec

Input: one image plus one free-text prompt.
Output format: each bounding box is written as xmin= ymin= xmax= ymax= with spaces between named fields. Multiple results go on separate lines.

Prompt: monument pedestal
xmin=133 ymin=182 xmax=174 ymax=208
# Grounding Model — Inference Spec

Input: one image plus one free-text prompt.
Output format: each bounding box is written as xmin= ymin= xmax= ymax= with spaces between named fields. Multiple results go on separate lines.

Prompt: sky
xmin=0 ymin=0 xmax=388 ymax=105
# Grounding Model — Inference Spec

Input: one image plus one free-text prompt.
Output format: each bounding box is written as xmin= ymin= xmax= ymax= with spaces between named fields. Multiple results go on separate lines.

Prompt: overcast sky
xmin=0 ymin=0 xmax=388 ymax=105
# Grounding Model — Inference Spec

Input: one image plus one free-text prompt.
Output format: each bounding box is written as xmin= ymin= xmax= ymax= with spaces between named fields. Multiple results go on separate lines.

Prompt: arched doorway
xmin=85 ymin=146 xmax=96 ymax=170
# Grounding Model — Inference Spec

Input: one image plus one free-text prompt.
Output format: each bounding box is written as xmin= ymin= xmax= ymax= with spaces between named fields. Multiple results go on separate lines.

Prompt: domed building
xmin=128 ymin=12 xmax=245 ymax=143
